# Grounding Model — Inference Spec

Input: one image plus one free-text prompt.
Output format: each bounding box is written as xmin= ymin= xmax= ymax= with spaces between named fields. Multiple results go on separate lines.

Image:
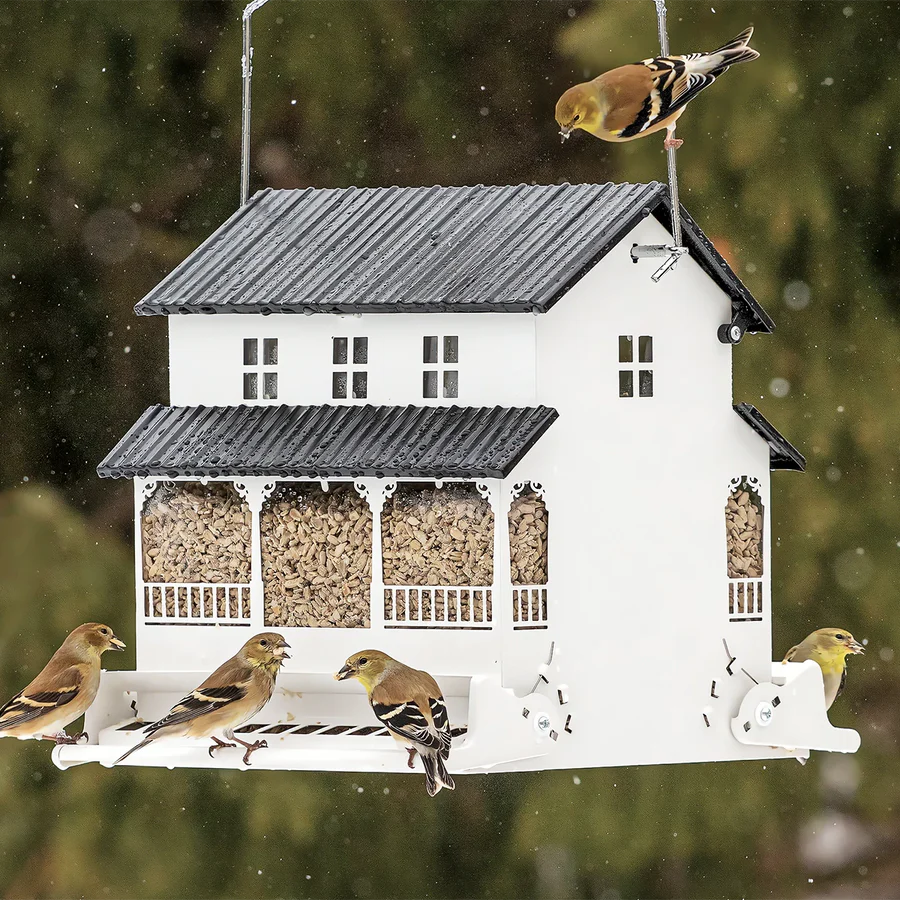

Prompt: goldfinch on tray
xmin=0 ymin=623 xmax=125 ymax=744
xmin=783 ymin=628 xmax=864 ymax=710
xmin=114 ymin=632 xmax=289 ymax=766
xmin=336 ymin=650 xmax=455 ymax=797
xmin=556 ymin=26 xmax=759 ymax=149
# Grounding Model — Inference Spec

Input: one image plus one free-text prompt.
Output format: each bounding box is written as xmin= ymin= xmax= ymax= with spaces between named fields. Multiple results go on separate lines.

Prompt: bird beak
xmin=109 ymin=636 xmax=126 ymax=651
xmin=334 ymin=664 xmax=354 ymax=681
xmin=848 ymin=640 xmax=865 ymax=655
xmin=559 ymin=125 xmax=573 ymax=143
xmin=274 ymin=639 xmax=291 ymax=660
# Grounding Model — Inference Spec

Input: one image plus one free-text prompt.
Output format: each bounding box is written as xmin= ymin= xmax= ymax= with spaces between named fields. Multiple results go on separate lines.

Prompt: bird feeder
xmin=52 ymin=3 xmax=860 ymax=775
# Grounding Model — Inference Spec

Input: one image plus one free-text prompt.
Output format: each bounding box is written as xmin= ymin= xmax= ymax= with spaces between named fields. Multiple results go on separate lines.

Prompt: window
xmin=243 ymin=338 xmax=278 ymax=400
xmin=423 ymin=335 xmax=459 ymax=399
xmin=618 ymin=334 xmax=653 ymax=398
xmin=332 ymin=336 xmax=368 ymax=400
xmin=725 ymin=477 xmax=764 ymax=623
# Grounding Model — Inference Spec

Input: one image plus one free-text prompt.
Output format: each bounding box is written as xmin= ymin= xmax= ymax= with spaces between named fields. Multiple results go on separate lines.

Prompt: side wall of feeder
xmin=505 ymin=218 xmax=777 ymax=769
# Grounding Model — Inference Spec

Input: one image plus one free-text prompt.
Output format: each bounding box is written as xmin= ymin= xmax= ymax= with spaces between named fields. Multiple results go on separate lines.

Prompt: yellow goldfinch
xmin=783 ymin=628 xmax=864 ymax=710
xmin=114 ymin=632 xmax=289 ymax=766
xmin=335 ymin=650 xmax=455 ymax=797
xmin=0 ymin=623 xmax=125 ymax=744
xmin=556 ymin=26 xmax=759 ymax=149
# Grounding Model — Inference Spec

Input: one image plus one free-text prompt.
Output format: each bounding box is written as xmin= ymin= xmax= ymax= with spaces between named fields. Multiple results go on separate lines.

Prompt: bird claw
xmin=663 ymin=136 xmax=684 ymax=150
xmin=407 ymin=747 xmax=418 ymax=770
xmin=208 ymin=737 xmax=237 ymax=759
xmin=239 ymin=739 xmax=267 ymax=766
xmin=53 ymin=731 xmax=88 ymax=745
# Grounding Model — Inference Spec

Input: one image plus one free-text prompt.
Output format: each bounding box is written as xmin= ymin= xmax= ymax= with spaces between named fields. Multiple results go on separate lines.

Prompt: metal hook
xmin=241 ymin=0 xmax=275 ymax=207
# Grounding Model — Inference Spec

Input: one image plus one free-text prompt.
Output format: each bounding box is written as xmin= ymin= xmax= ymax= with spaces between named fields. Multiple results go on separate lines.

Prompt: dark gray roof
xmin=734 ymin=403 xmax=805 ymax=472
xmin=98 ymin=404 xmax=558 ymax=480
xmin=134 ymin=182 xmax=772 ymax=332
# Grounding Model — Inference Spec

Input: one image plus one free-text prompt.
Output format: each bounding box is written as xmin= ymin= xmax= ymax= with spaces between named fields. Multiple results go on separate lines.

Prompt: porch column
xmin=134 ymin=478 xmax=159 ymax=645
xmin=484 ymin=479 xmax=511 ymax=635
xmin=356 ymin=479 xmax=391 ymax=632
xmin=234 ymin=478 xmax=276 ymax=630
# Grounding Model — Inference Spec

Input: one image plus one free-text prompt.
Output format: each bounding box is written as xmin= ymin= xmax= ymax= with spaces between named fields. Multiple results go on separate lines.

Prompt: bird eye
xmin=835 ymin=634 xmax=845 ymax=641
xmin=573 ymin=114 xmax=581 ymax=122
xmin=260 ymin=639 xmax=269 ymax=648
xmin=358 ymin=657 xmax=368 ymax=666
xmin=100 ymin=627 xmax=109 ymax=635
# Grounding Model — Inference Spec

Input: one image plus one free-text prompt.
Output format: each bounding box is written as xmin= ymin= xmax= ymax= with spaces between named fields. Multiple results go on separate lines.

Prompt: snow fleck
xmin=124 ymin=346 xmax=131 ymax=354
xmin=572 ymin=775 xmax=581 ymax=785
xmin=879 ymin=647 xmax=894 ymax=662
xmin=821 ymin=77 xmax=834 ymax=86
xmin=783 ymin=279 xmax=810 ymax=310
xmin=769 ymin=377 xmax=790 ymax=398
xmin=837 ymin=405 xmax=845 ymax=413
xmin=843 ymin=5 xmax=853 ymax=16
xmin=745 ymin=262 xmax=757 ymax=274
xmin=825 ymin=466 xmax=842 ymax=482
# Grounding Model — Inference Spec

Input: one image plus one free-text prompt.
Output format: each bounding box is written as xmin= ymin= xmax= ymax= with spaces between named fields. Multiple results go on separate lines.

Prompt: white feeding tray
xmin=52 ymin=671 xmax=562 ymax=774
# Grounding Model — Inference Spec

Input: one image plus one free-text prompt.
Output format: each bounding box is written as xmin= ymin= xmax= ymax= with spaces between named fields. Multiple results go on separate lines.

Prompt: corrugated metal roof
xmin=98 ymin=404 xmax=559 ymax=480
xmin=734 ymin=403 xmax=806 ymax=472
xmin=134 ymin=182 xmax=772 ymax=331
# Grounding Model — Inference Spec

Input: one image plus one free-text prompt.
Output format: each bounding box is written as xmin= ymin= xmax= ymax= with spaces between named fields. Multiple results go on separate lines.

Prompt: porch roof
xmin=98 ymin=404 xmax=558 ymax=480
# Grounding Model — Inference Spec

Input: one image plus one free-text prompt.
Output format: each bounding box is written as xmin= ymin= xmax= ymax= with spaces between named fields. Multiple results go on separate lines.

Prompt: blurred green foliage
xmin=0 ymin=1 xmax=898 ymax=897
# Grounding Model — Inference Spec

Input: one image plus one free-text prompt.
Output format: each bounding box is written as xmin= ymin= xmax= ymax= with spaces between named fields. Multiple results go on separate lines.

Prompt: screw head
xmin=535 ymin=713 xmax=552 ymax=733
xmin=729 ymin=324 xmax=743 ymax=343
xmin=755 ymin=702 xmax=774 ymax=726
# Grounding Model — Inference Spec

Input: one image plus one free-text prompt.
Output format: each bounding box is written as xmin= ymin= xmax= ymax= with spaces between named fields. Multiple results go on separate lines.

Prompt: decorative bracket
xmin=233 ymin=479 xmax=276 ymax=512
xmin=731 ymin=660 xmax=861 ymax=755
xmin=138 ymin=479 xmax=160 ymax=504
xmin=727 ymin=474 xmax=762 ymax=495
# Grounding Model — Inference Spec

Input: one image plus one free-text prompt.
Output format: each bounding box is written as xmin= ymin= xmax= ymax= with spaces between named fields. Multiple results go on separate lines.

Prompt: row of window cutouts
xmin=241 ymin=335 xmax=459 ymax=401
xmin=242 ymin=334 xmax=654 ymax=401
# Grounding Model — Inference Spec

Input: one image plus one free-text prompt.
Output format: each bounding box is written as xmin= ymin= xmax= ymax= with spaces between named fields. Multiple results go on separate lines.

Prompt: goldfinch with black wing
xmin=336 ymin=650 xmax=455 ymax=797
xmin=0 ymin=623 xmax=125 ymax=744
xmin=783 ymin=628 xmax=864 ymax=710
xmin=114 ymin=632 xmax=289 ymax=766
xmin=556 ymin=26 xmax=759 ymax=149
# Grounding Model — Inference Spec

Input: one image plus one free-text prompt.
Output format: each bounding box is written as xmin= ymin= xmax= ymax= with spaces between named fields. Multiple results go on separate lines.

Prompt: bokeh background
xmin=0 ymin=1 xmax=898 ymax=897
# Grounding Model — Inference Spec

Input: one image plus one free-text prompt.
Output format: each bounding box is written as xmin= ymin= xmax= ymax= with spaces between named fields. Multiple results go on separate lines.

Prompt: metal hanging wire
xmin=630 ymin=0 xmax=689 ymax=281
xmin=240 ymin=0 xmax=274 ymax=207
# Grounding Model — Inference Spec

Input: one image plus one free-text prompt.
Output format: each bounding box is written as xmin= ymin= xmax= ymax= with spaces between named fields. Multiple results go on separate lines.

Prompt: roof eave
xmin=651 ymin=199 xmax=775 ymax=335
xmin=733 ymin=403 xmax=806 ymax=472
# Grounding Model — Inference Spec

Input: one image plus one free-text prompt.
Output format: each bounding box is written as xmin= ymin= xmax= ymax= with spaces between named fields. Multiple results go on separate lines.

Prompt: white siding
xmin=169 ymin=313 xmax=536 ymax=407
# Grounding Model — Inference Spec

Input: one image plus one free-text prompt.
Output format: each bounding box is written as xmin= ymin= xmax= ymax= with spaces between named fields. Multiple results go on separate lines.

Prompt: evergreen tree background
xmin=0 ymin=2 xmax=898 ymax=896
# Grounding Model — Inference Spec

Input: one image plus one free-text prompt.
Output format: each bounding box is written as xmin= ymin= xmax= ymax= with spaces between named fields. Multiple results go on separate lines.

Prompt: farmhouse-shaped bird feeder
xmin=51 ymin=179 xmax=860 ymax=774
xmin=53 ymin=2 xmax=860 ymax=774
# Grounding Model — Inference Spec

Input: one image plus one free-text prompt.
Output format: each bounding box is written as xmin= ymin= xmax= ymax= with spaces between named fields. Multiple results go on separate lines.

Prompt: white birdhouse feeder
xmin=52 ymin=2 xmax=860 ymax=775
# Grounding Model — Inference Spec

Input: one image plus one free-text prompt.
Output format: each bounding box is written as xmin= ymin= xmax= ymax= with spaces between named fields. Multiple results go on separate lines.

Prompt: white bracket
xmin=630 ymin=243 xmax=689 ymax=281
xmin=731 ymin=661 xmax=861 ymax=755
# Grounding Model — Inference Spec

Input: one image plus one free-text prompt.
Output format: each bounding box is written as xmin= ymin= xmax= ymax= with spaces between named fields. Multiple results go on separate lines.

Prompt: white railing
xmin=143 ymin=583 xmax=252 ymax=625
xmin=728 ymin=579 xmax=763 ymax=622
xmin=512 ymin=585 xmax=549 ymax=629
xmin=383 ymin=586 xmax=492 ymax=629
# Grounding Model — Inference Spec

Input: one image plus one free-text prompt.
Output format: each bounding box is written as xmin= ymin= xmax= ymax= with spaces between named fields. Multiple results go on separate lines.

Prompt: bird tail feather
xmin=701 ymin=26 xmax=759 ymax=76
xmin=421 ymin=752 xmax=456 ymax=797
xmin=114 ymin=736 xmax=153 ymax=765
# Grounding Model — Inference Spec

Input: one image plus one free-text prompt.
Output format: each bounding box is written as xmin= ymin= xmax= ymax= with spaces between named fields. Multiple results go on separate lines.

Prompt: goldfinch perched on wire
xmin=114 ymin=632 xmax=289 ymax=766
xmin=783 ymin=628 xmax=864 ymax=710
xmin=0 ymin=623 xmax=125 ymax=744
xmin=556 ymin=26 xmax=759 ymax=149
xmin=335 ymin=650 xmax=455 ymax=796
